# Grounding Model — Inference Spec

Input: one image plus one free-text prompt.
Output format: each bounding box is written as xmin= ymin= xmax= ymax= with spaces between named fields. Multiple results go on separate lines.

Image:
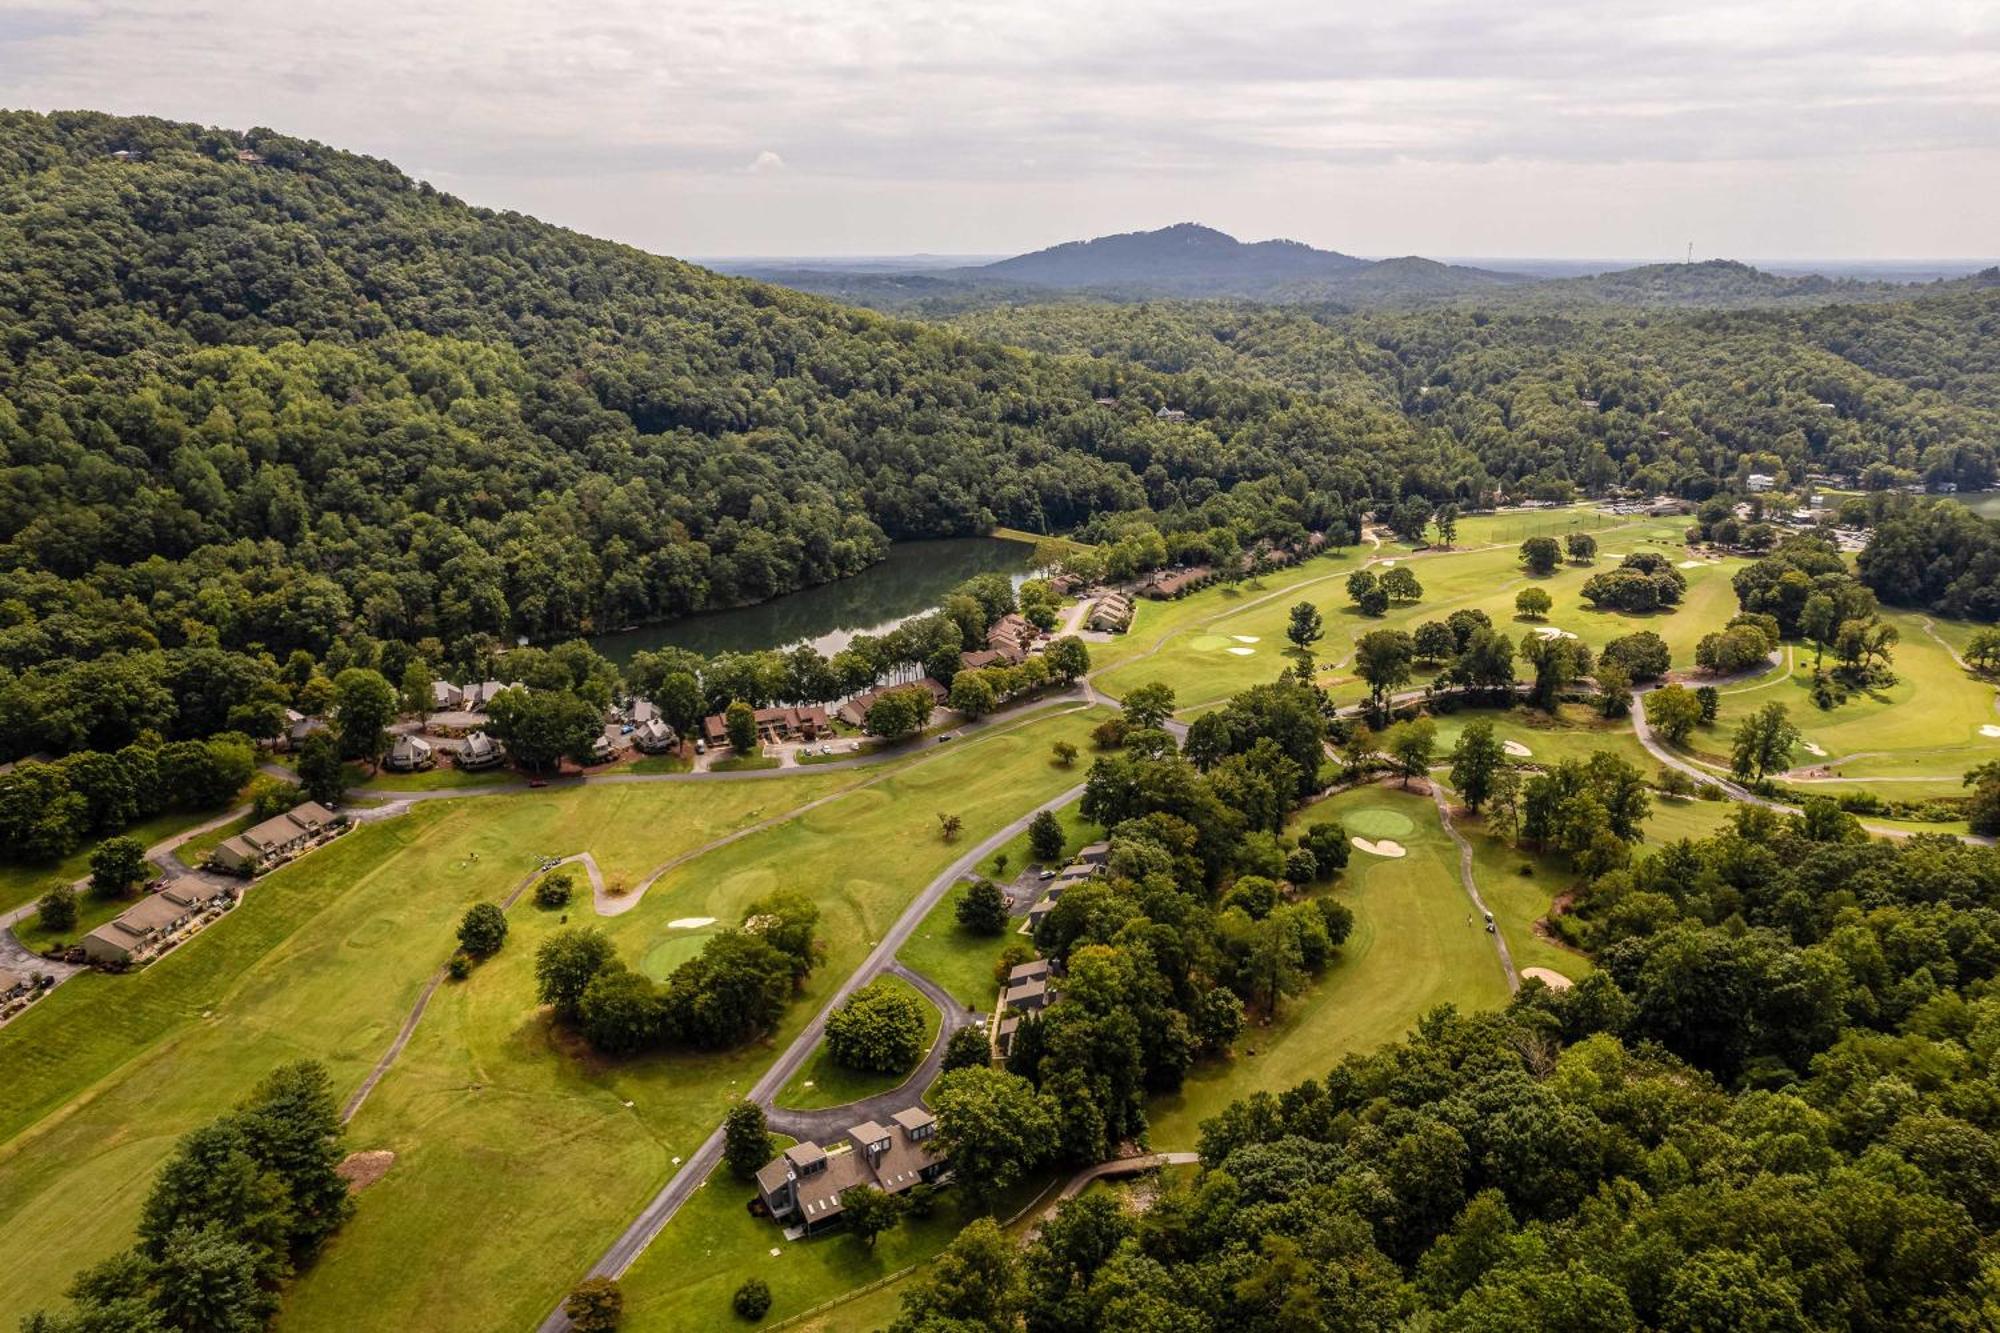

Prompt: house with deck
xmin=385 ymin=734 xmax=435 ymax=772
xmin=753 ymin=1106 xmax=946 ymax=1235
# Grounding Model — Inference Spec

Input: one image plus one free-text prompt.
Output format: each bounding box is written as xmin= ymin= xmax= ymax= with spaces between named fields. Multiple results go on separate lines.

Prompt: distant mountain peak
xmin=974 ymin=223 xmax=1371 ymax=296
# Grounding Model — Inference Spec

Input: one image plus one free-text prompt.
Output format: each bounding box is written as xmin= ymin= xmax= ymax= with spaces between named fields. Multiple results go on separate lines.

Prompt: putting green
xmin=638 ymin=928 xmax=719 ymax=979
xmin=1342 ymin=807 xmax=1417 ymax=839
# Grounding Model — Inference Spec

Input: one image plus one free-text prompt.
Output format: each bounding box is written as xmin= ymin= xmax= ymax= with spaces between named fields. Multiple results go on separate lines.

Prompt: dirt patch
xmin=336 ymin=1150 xmax=395 ymax=1192
xmin=1521 ymin=967 xmax=1573 ymax=991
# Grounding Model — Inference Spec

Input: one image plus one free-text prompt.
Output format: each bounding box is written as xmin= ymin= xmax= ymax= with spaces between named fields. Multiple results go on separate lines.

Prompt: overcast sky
xmin=4 ymin=0 xmax=1997 ymax=260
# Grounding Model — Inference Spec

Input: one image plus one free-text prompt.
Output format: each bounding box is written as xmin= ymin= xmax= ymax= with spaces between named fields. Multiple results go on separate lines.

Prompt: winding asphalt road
xmin=762 ymin=962 xmax=981 ymax=1143
xmin=533 ymin=781 xmax=1087 ymax=1332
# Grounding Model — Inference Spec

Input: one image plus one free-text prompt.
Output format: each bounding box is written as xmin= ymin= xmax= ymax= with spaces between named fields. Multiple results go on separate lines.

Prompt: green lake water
xmin=588 ymin=536 xmax=1034 ymax=664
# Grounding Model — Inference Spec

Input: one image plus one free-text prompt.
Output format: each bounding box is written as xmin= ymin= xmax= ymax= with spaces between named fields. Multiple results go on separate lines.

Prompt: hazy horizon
xmin=4 ymin=0 xmax=1996 ymax=260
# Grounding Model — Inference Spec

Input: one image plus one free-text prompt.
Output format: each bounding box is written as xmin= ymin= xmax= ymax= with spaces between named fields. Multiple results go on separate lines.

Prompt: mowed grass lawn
xmin=278 ymin=705 xmax=1108 ymax=1333
xmin=1146 ymin=783 xmax=1512 ymax=1149
xmin=1710 ymin=610 xmax=1999 ymax=781
xmin=1093 ymin=515 xmax=1735 ymax=714
xmin=0 ymin=773 xmax=869 ymax=1331
xmin=898 ymin=883 xmax=1020 ymax=1012
xmin=0 ymin=806 xmax=224 ymax=916
xmin=776 ymin=973 xmax=943 ymax=1110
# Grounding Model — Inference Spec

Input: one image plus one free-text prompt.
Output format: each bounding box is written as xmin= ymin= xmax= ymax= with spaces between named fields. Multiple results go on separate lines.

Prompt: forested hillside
xmin=5 ymin=109 xmax=2000 ymax=775
xmin=954 ymin=291 xmax=2000 ymax=496
xmin=897 ymin=815 xmax=2000 ymax=1331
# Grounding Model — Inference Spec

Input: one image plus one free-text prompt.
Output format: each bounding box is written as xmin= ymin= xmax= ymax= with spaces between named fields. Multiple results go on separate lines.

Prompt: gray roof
xmin=891 ymin=1107 xmax=936 ymax=1134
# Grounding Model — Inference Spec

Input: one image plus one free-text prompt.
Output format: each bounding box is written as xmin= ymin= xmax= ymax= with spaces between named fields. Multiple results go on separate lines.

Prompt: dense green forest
xmin=5 ymin=109 xmax=2000 ymax=780
xmin=895 ymin=814 xmax=2000 ymax=1332
xmin=953 ymin=292 xmax=2000 ymax=496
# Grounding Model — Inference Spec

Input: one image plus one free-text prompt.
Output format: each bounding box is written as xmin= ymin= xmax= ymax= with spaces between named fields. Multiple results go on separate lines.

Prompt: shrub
xmin=566 ymin=1276 xmax=624 ymax=1331
xmin=36 ymin=882 xmax=78 ymax=934
xmin=447 ymin=952 xmax=471 ymax=981
xmin=733 ymin=1277 xmax=772 ymax=1321
xmin=955 ymin=879 xmax=1008 ymax=935
xmin=457 ymin=901 xmax=508 ymax=956
xmin=534 ymin=870 xmax=574 ymax=909
xmin=825 ymin=979 xmax=926 ymax=1073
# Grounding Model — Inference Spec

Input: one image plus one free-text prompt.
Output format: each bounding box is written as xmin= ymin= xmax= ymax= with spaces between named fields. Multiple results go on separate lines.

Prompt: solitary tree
xmin=457 ymin=902 xmax=508 ymax=957
xmin=1695 ymin=685 xmax=1721 ymax=723
xmin=723 ymin=1101 xmax=773 ymax=1179
xmin=1286 ymin=602 xmax=1324 ymax=657
xmin=1434 ymin=504 xmax=1460 ymax=547
xmin=1520 ymin=537 xmax=1562 ymax=576
xmin=938 ymin=812 xmax=964 ymax=842
xmin=1565 ymin=532 xmax=1598 ymax=564
xmin=826 ymin=979 xmax=926 ymax=1072
xmin=1515 ymin=587 xmax=1553 ymax=620
xmin=1450 ymin=719 xmax=1507 ymax=812
xmin=956 ymin=879 xmax=1008 ymax=934
xmin=1051 ymin=740 xmax=1079 ymax=768
xmin=733 ymin=1277 xmax=772 ymax=1321
xmin=1731 ymin=702 xmax=1800 ymax=782
xmin=1027 ymin=809 xmax=1064 ymax=862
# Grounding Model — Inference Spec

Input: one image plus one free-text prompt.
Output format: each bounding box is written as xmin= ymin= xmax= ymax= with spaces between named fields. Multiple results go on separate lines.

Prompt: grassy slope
xmin=278 ymin=706 xmax=1107 ymax=1333
xmin=0 ymin=773 xmax=863 ymax=1328
xmin=1146 ymin=783 xmax=1513 ymax=1149
xmin=776 ymin=974 xmax=944 ymax=1110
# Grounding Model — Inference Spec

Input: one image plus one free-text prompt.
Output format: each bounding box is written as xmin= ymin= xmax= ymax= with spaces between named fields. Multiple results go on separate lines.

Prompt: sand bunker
xmin=336 ymin=1150 xmax=395 ymax=1193
xmin=1521 ymin=967 xmax=1573 ymax=991
xmin=1226 ymin=647 xmax=1256 ymax=656
xmin=1352 ymin=837 xmax=1407 ymax=858
xmin=1983 ymin=725 xmax=2000 ymax=739
xmin=1676 ymin=559 xmax=1705 ymax=568
xmin=1533 ymin=626 xmax=1578 ymax=640
xmin=666 ymin=917 xmax=717 ymax=930
xmin=1380 ymin=559 xmax=1398 ymax=567
xmin=1801 ymin=741 xmax=1827 ymax=756
xmin=1231 ymin=635 xmax=1260 ymax=644
xmin=1502 ymin=740 xmax=1533 ymax=757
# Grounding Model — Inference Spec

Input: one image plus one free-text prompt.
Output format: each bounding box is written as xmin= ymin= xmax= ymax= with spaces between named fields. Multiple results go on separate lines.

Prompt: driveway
xmin=534 ymin=783 xmax=1087 ymax=1332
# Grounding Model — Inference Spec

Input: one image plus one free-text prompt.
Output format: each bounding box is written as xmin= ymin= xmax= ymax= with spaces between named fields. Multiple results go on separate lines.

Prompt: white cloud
xmin=2 ymin=0 xmax=1995 ymax=258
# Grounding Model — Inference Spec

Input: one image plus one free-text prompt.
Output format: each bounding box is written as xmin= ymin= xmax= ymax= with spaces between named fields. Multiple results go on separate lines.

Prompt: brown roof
xmin=794 ymin=1147 xmax=873 ymax=1224
xmin=160 ymin=879 xmax=226 ymax=909
xmin=117 ymin=894 xmax=186 ymax=934
xmin=891 ymin=1107 xmax=936 ymax=1135
xmin=870 ymin=1127 xmax=941 ymax=1194
xmin=1008 ymin=960 xmax=1050 ymax=984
